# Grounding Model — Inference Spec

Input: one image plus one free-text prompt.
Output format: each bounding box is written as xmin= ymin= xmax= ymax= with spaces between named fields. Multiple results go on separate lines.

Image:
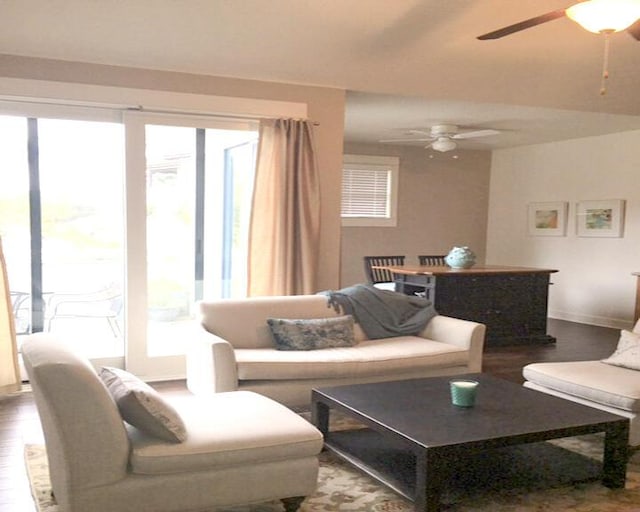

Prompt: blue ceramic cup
xmin=450 ymin=379 xmax=479 ymax=407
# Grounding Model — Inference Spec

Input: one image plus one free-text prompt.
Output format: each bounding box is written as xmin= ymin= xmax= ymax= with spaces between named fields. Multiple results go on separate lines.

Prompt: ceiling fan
xmin=379 ymin=124 xmax=500 ymax=152
xmin=477 ymin=0 xmax=640 ymax=40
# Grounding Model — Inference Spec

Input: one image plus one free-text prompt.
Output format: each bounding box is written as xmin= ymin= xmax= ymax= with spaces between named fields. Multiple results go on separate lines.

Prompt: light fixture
xmin=431 ymin=137 xmax=457 ymax=152
xmin=566 ymin=0 xmax=640 ymax=95
xmin=566 ymin=0 xmax=640 ymax=33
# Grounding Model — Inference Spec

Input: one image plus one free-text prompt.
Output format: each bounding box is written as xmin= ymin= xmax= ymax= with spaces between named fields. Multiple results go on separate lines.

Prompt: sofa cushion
xmin=602 ymin=330 xmax=640 ymax=371
xmin=523 ymin=361 xmax=640 ymax=412
xmin=267 ymin=315 xmax=355 ymax=350
xmin=100 ymin=367 xmax=187 ymax=442
xmin=235 ymin=337 xmax=468 ymax=380
xmin=128 ymin=391 xmax=323 ymax=475
xmin=200 ymin=295 xmax=356 ymax=349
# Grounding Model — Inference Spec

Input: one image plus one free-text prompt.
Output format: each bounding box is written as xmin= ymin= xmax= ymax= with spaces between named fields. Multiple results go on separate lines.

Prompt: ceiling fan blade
xmin=627 ymin=19 xmax=640 ymax=40
xmin=477 ymin=9 xmax=567 ymax=40
xmin=452 ymin=129 xmax=500 ymax=140
xmin=379 ymin=137 xmax=432 ymax=143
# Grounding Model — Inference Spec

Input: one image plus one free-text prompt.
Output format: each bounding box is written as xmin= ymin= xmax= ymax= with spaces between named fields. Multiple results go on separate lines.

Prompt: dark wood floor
xmin=0 ymin=319 xmax=621 ymax=511
xmin=483 ymin=318 xmax=620 ymax=383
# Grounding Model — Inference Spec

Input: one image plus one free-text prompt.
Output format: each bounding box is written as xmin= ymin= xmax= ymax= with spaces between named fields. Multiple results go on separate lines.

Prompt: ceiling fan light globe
xmin=566 ymin=0 xmax=640 ymax=33
xmin=431 ymin=137 xmax=457 ymax=152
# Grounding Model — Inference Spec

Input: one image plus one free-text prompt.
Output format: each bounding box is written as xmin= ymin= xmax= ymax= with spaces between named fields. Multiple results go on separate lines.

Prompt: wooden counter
xmin=377 ymin=265 xmax=559 ymax=346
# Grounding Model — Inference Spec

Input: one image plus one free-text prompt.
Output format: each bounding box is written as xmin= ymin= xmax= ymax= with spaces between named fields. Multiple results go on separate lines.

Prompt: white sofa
xmin=523 ymin=319 xmax=640 ymax=447
xmin=187 ymin=294 xmax=486 ymax=407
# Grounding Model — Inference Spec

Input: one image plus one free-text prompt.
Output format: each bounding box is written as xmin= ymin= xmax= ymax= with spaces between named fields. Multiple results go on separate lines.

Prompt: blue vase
xmin=445 ymin=246 xmax=476 ymax=269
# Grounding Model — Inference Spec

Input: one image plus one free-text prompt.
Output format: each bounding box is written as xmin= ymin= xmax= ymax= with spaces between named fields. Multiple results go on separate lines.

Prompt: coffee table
xmin=311 ymin=374 xmax=629 ymax=512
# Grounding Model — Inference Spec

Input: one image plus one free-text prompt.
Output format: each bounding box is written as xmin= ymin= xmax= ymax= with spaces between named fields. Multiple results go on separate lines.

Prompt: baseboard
xmin=549 ymin=310 xmax=633 ymax=330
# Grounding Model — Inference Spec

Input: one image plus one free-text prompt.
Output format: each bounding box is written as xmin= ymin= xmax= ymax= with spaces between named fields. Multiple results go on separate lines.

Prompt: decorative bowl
xmin=445 ymin=246 xmax=476 ymax=269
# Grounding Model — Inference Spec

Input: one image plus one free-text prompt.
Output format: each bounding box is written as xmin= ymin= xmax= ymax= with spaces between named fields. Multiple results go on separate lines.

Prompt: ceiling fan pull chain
xmin=600 ymin=32 xmax=611 ymax=96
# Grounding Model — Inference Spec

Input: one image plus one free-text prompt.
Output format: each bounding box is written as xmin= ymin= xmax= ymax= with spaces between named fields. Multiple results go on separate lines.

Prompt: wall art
xmin=576 ymin=199 xmax=625 ymax=238
xmin=527 ymin=201 xmax=568 ymax=236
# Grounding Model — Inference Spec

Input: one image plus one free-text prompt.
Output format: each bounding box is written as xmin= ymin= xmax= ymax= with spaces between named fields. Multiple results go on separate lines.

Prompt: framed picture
xmin=576 ymin=199 xmax=625 ymax=238
xmin=527 ymin=201 xmax=568 ymax=236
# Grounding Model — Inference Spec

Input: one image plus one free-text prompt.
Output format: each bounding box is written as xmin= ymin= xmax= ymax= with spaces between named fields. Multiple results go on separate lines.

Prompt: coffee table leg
xmin=602 ymin=421 xmax=629 ymax=488
xmin=415 ymin=449 xmax=444 ymax=512
xmin=311 ymin=399 xmax=330 ymax=435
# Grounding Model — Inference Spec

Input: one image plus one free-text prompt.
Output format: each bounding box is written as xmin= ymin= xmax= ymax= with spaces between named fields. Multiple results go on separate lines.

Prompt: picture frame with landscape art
xmin=527 ymin=201 xmax=568 ymax=236
xmin=577 ymin=199 xmax=625 ymax=238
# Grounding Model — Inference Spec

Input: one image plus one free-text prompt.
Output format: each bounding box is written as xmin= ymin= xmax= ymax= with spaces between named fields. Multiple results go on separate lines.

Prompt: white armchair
xmin=523 ymin=319 xmax=640 ymax=446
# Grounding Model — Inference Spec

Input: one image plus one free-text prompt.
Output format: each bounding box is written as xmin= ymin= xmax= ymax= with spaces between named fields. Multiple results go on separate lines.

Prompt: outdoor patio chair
xmin=46 ymin=283 xmax=123 ymax=336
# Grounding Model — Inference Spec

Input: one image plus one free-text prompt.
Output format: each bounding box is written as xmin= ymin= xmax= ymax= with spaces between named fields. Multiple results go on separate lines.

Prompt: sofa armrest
xmin=186 ymin=327 xmax=238 ymax=396
xmin=422 ymin=315 xmax=486 ymax=372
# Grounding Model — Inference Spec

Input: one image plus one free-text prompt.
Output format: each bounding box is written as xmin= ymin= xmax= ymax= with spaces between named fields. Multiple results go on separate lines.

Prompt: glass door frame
xmin=123 ymin=111 xmax=257 ymax=378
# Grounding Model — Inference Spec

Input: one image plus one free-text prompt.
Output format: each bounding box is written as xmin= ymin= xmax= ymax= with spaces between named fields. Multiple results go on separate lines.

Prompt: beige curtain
xmin=0 ymin=237 xmax=21 ymax=394
xmin=247 ymin=119 xmax=321 ymax=296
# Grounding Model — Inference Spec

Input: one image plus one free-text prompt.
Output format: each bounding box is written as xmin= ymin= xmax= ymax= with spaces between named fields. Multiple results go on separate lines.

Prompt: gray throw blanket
xmin=319 ymin=284 xmax=437 ymax=340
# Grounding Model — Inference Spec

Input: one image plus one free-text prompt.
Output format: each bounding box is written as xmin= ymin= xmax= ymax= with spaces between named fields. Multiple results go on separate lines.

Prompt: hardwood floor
xmin=483 ymin=318 xmax=621 ymax=383
xmin=0 ymin=386 xmax=42 ymax=511
xmin=0 ymin=319 xmax=621 ymax=511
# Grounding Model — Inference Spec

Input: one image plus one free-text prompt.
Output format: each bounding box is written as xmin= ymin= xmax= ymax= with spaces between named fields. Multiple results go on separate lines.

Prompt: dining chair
xmin=363 ymin=255 xmax=405 ymax=290
xmin=418 ymin=255 xmax=447 ymax=266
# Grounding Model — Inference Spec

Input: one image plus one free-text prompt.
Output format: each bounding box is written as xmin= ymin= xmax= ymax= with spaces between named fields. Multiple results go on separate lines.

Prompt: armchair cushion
xmin=267 ymin=315 xmax=356 ymax=351
xmin=602 ymin=330 xmax=640 ymax=371
xmin=128 ymin=391 xmax=323 ymax=475
xmin=523 ymin=360 xmax=640 ymax=413
xmin=100 ymin=367 xmax=187 ymax=442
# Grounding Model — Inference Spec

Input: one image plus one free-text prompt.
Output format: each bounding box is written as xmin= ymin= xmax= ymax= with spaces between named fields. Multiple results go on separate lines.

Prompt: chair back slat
xmin=418 ymin=255 xmax=446 ymax=266
xmin=363 ymin=255 xmax=405 ymax=284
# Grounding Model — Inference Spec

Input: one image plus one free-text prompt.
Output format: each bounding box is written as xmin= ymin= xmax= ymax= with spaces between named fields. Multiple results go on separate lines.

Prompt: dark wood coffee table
xmin=311 ymin=374 xmax=629 ymax=512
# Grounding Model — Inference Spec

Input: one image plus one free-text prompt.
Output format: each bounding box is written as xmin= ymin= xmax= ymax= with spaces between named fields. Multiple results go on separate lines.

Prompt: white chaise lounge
xmin=22 ymin=334 xmax=323 ymax=512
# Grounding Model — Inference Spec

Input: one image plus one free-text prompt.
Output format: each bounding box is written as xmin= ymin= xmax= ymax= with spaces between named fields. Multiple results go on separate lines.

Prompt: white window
xmin=341 ymin=154 xmax=399 ymax=227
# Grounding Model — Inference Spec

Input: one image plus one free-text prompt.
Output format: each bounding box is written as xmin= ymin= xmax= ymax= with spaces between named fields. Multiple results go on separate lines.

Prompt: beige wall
xmin=341 ymin=143 xmax=492 ymax=287
xmin=487 ymin=130 xmax=640 ymax=329
xmin=0 ymin=54 xmax=346 ymax=291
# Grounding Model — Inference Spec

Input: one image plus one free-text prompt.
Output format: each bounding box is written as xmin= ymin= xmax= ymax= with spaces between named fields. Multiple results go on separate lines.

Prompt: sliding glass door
xmin=0 ymin=113 xmax=125 ymax=362
xmin=125 ymin=113 xmax=258 ymax=374
xmin=38 ymin=119 xmax=125 ymax=358
xmin=0 ymin=116 xmax=30 ymax=335
xmin=1 ymin=107 xmax=258 ymax=378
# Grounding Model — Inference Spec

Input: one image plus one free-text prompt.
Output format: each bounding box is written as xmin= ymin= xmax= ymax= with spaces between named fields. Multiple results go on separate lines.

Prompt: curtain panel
xmin=247 ymin=119 xmax=321 ymax=296
xmin=0 ymin=237 xmax=21 ymax=394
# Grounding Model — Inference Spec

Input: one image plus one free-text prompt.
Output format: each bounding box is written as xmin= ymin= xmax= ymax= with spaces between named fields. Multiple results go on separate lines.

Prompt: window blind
xmin=341 ymin=167 xmax=391 ymax=218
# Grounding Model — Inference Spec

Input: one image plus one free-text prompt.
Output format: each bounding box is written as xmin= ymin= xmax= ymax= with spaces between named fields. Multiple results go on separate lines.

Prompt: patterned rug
xmin=24 ymin=427 xmax=640 ymax=512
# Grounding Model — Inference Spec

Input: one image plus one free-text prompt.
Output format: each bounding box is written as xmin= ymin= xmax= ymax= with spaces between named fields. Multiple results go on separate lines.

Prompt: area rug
xmin=25 ymin=434 xmax=640 ymax=512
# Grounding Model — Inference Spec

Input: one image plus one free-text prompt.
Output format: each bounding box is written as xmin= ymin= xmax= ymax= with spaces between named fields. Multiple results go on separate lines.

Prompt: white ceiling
xmin=2 ymin=0 xmax=640 ymax=150
xmin=344 ymin=91 xmax=640 ymax=150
